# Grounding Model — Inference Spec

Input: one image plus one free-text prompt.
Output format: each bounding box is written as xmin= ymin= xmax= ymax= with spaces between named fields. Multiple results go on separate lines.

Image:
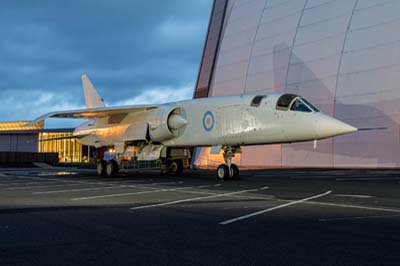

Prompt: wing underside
xmin=38 ymin=134 xmax=91 ymax=142
xmin=28 ymin=105 xmax=158 ymax=126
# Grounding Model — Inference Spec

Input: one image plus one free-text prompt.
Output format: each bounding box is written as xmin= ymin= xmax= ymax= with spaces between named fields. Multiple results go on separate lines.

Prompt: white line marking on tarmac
xmin=0 ymin=181 xmax=58 ymax=186
xmin=336 ymin=177 xmax=400 ymax=181
xmin=290 ymin=176 xmax=336 ymax=180
xmin=71 ymin=184 xmax=217 ymax=201
xmin=5 ymin=180 xmax=180 ymax=191
xmin=304 ymin=201 xmax=400 ymax=213
xmin=166 ymin=189 xmax=275 ymax=201
xmin=33 ymin=186 xmax=126 ymax=194
xmin=5 ymin=183 xmax=93 ymax=190
xmin=0 ymin=174 xmax=34 ymax=180
xmin=318 ymin=214 xmax=400 ymax=222
xmin=3 ymin=180 xmax=123 ymax=189
xmin=130 ymin=188 xmax=262 ymax=210
xmin=333 ymin=194 xmax=373 ymax=199
xmin=197 ymin=184 xmax=222 ymax=188
xmin=143 ymin=181 xmax=182 ymax=186
xmin=175 ymin=190 xmax=220 ymax=196
xmin=0 ymin=178 xmax=39 ymax=183
xmin=219 ymin=191 xmax=332 ymax=225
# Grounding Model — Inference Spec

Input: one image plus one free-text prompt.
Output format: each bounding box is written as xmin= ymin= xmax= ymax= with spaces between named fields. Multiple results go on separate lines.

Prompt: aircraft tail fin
xmin=81 ymin=74 xmax=106 ymax=109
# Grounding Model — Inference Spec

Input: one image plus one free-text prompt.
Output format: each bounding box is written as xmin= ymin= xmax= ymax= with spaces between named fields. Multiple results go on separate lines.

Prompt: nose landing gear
xmin=216 ymin=146 xmax=240 ymax=180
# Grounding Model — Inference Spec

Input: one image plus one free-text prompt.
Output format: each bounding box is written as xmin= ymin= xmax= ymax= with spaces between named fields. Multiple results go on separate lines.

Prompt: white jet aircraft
xmin=29 ymin=74 xmax=357 ymax=180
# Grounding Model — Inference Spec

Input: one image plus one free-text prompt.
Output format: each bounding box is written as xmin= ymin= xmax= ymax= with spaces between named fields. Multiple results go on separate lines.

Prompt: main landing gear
xmin=97 ymin=159 xmax=119 ymax=177
xmin=216 ymin=146 xmax=240 ymax=180
xmin=161 ymin=159 xmax=184 ymax=176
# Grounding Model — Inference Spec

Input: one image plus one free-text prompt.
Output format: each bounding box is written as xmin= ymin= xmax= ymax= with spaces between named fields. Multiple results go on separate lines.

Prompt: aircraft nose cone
xmin=316 ymin=114 xmax=357 ymax=139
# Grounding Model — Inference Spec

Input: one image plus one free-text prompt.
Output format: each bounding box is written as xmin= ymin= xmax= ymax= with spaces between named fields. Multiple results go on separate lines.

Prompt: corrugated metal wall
xmin=196 ymin=0 xmax=400 ymax=168
xmin=0 ymin=134 xmax=38 ymax=152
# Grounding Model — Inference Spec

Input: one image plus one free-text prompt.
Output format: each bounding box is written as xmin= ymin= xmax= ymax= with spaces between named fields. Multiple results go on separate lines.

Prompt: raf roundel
xmin=202 ymin=111 xmax=215 ymax=132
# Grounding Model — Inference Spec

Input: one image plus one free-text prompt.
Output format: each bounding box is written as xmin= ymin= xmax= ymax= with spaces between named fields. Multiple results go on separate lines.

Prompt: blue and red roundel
xmin=202 ymin=111 xmax=214 ymax=132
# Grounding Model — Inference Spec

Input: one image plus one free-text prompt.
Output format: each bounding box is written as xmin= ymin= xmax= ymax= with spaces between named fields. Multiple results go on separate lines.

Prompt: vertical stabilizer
xmin=81 ymin=74 xmax=106 ymax=108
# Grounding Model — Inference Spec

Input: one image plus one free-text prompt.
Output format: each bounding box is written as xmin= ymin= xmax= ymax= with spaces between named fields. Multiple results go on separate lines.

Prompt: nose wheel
xmin=216 ymin=146 xmax=240 ymax=180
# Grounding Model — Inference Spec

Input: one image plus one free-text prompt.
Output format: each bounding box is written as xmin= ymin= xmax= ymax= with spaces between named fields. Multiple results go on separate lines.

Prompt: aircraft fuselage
xmin=74 ymin=93 xmax=356 ymax=148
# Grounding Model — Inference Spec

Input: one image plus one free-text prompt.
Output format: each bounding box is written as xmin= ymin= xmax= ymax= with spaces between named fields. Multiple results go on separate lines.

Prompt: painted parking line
xmin=5 ymin=180 xmax=181 ymax=191
xmin=130 ymin=187 xmax=269 ymax=210
xmin=6 ymin=176 xmax=110 ymax=183
xmin=333 ymin=194 xmax=373 ymax=199
xmin=0 ymin=179 xmax=35 ymax=183
xmin=0 ymin=181 xmax=60 ymax=187
xmin=2 ymin=176 xmax=75 ymax=182
xmin=33 ymin=186 xmax=128 ymax=195
xmin=197 ymin=184 xmax=222 ymax=188
xmin=290 ymin=176 xmax=337 ymax=180
xmin=0 ymin=176 xmax=45 ymax=180
xmin=72 ymin=184 xmax=221 ymax=201
xmin=3 ymin=181 xmax=120 ymax=190
xmin=336 ymin=177 xmax=400 ymax=181
xmin=1 ymin=180 xmax=112 ymax=188
xmin=0 ymin=176 xmax=51 ymax=182
xmin=131 ymin=181 xmax=182 ymax=186
xmin=163 ymin=188 xmax=275 ymax=202
xmin=318 ymin=214 xmax=400 ymax=222
xmin=219 ymin=190 xmax=332 ymax=225
xmin=304 ymin=201 xmax=400 ymax=214
xmin=5 ymin=183 xmax=94 ymax=190
xmin=0 ymin=174 xmax=181 ymax=187
xmin=0 ymin=177 xmax=29 ymax=181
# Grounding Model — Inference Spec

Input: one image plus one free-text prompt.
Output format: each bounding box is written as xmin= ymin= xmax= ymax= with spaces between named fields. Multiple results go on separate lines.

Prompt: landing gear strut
xmin=216 ymin=146 xmax=240 ymax=180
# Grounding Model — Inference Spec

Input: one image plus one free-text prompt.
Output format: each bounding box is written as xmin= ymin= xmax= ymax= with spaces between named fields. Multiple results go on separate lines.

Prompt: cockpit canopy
xmin=276 ymin=93 xmax=319 ymax=113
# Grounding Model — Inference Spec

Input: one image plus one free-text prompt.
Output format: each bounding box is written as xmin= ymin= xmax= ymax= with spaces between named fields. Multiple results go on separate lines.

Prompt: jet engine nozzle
xmin=168 ymin=114 xmax=188 ymax=130
xmin=148 ymin=107 xmax=187 ymax=142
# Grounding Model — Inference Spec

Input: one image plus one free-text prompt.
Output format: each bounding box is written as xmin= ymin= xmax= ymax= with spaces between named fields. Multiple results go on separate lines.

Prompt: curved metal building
xmin=194 ymin=0 xmax=400 ymax=168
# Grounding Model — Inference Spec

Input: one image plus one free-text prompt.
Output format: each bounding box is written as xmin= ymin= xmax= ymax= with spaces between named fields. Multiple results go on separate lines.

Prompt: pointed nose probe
xmin=316 ymin=114 xmax=357 ymax=139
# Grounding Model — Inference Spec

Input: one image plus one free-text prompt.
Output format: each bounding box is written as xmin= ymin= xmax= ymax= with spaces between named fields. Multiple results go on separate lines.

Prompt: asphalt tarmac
xmin=0 ymin=168 xmax=400 ymax=266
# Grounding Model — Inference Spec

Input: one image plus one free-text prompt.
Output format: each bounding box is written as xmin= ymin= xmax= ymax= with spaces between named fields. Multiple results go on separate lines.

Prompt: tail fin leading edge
xmin=81 ymin=74 xmax=106 ymax=109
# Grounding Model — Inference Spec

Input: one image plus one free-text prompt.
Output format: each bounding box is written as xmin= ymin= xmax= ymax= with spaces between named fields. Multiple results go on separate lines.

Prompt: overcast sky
xmin=0 ymin=0 xmax=212 ymax=127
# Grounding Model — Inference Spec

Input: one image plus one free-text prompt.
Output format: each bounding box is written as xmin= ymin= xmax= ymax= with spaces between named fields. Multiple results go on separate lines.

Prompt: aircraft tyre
xmin=106 ymin=160 xmax=119 ymax=177
xmin=169 ymin=159 xmax=183 ymax=175
xmin=230 ymin=164 xmax=239 ymax=179
xmin=217 ymin=164 xmax=229 ymax=180
xmin=97 ymin=160 xmax=107 ymax=176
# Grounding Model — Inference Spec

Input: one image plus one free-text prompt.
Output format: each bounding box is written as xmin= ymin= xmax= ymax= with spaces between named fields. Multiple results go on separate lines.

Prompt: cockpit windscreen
xmin=300 ymin=97 xmax=320 ymax=112
xmin=276 ymin=93 xmax=319 ymax=113
xmin=290 ymin=99 xmax=311 ymax=112
xmin=276 ymin=94 xmax=297 ymax=111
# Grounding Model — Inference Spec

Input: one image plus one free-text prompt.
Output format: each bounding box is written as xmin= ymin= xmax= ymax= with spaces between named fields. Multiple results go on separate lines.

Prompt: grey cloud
xmin=0 ymin=0 xmax=212 ymax=119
